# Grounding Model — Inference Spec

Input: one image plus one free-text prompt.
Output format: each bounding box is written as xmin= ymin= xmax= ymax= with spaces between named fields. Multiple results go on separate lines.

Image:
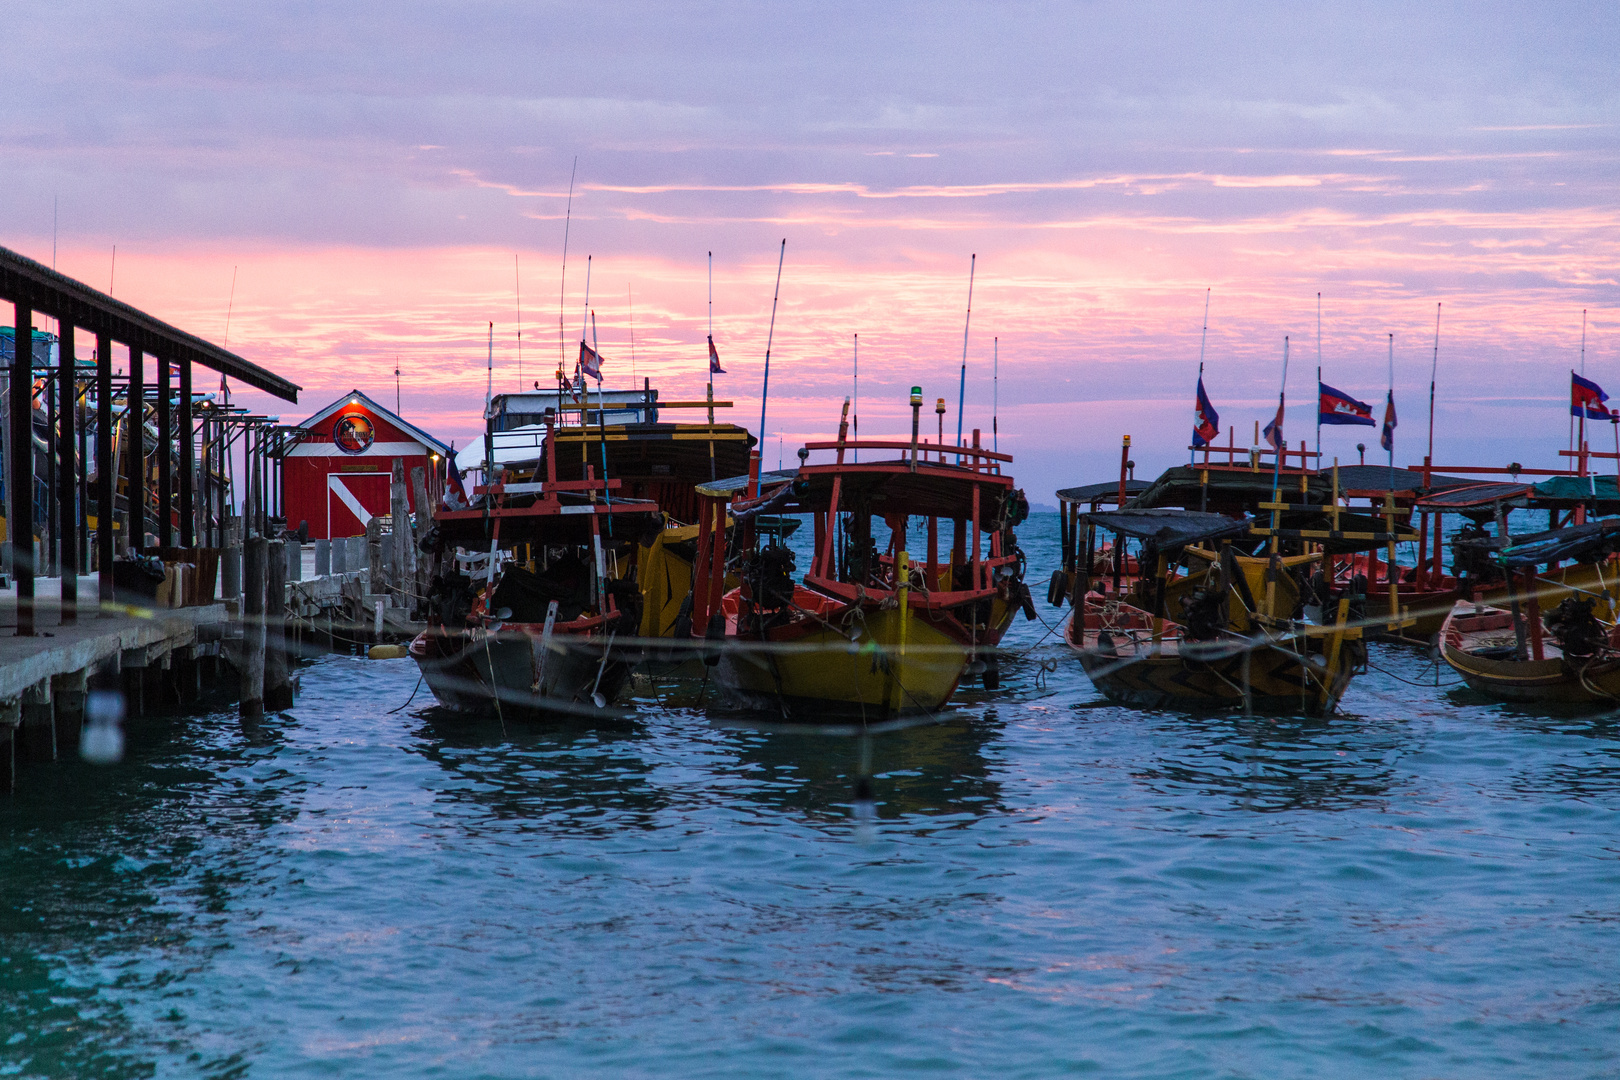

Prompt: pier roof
xmin=0 ymin=243 xmax=299 ymax=402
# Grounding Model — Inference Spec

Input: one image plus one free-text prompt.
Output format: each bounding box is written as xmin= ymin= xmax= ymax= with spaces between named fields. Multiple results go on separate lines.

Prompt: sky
xmin=5 ymin=0 xmax=1618 ymax=499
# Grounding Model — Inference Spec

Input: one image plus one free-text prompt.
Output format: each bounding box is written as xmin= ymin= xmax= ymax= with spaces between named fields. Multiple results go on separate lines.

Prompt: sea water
xmin=2 ymin=513 xmax=1617 ymax=1078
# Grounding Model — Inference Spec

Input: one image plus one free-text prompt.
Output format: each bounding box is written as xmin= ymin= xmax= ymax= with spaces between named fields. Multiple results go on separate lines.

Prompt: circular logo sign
xmin=332 ymin=413 xmax=376 ymax=455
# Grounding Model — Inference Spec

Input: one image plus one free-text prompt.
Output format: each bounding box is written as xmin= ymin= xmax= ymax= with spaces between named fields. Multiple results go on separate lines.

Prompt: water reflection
xmin=1123 ymin=713 xmax=1410 ymax=813
xmin=409 ymin=709 xmax=672 ymax=836
xmin=706 ymin=712 xmax=1005 ymax=827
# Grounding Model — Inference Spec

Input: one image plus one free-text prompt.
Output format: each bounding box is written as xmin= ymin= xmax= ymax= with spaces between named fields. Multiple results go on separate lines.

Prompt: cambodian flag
xmin=1262 ymin=394 xmax=1285 ymax=452
xmin=1318 ymin=382 xmax=1376 ymax=426
xmin=708 ymin=334 xmax=725 ymax=374
xmin=1572 ymin=371 xmax=1612 ymax=419
xmin=1192 ymin=375 xmax=1219 ymax=447
xmin=1380 ymin=390 xmax=1397 ymax=452
xmin=579 ymin=339 xmax=603 ymax=381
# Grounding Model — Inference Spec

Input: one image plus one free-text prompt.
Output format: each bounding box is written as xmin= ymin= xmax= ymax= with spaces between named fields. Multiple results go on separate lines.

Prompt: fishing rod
xmin=1427 ymin=302 xmax=1441 ymax=470
xmin=558 ymin=157 xmax=576 ymax=373
xmin=1315 ymin=292 xmax=1322 ymax=467
xmin=757 ymin=239 xmax=786 ymax=453
xmin=515 ymin=253 xmax=522 ymax=390
xmin=992 ymin=337 xmax=998 ymax=453
xmin=852 ymin=333 xmax=858 ymax=463
xmin=957 ymin=253 xmax=975 ymax=449
xmin=1191 ymin=287 xmax=1209 ymax=465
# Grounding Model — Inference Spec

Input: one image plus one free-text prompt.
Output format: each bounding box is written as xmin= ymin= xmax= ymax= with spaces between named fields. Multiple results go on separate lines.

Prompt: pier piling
xmin=240 ymin=536 xmax=266 ymax=719
xmin=265 ymin=540 xmax=292 ymax=711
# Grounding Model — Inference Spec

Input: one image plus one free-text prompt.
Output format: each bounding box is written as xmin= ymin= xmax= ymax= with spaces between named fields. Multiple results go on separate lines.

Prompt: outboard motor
xmin=1546 ymin=596 xmax=1607 ymax=660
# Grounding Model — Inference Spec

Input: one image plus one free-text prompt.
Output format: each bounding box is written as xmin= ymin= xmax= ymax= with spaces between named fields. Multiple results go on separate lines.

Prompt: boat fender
xmin=1047 ymin=569 xmax=1069 ymax=608
xmin=672 ymin=593 xmax=694 ymax=641
xmin=702 ymin=610 xmax=726 ymax=667
xmin=1018 ymin=581 xmax=1038 ymax=621
xmin=368 ymin=643 xmax=408 ymax=660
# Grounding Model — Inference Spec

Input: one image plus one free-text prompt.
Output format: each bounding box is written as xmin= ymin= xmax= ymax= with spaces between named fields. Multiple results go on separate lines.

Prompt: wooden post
xmin=179 ymin=356 xmax=194 ymax=548
xmin=1525 ymin=568 xmax=1545 ymax=662
xmin=391 ymin=458 xmax=411 ymax=612
xmin=692 ymin=494 xmax=713 ymax=630
xmin=57 ymin=322 xmax=78 ymax=623
xmin=157 ymin=356 xmax=173 ymax=547
xmin=97 ymin=331 xmax=115 ymax=603
xmin=264 ymin=539 xmax=293 ymax=711
xmin=240 ymin=535 xmax=266 ymax=718
xmin=410 ymin=464 xmax=430 ymax=618
xmin=9 ymin=300 xmax=35 ymax=635
xmin=127 ymin=343 xmax=146 ymax=552
xmin=366 ymin=515 xmax=385 ymax=595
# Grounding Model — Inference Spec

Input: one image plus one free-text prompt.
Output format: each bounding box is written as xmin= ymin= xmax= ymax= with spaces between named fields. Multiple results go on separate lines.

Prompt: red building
xmin=282 ymin=390 xmax=452 ymax=539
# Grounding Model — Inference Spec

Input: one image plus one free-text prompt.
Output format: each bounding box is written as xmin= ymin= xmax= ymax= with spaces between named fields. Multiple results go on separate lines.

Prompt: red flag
xmin=708 ymin=334 xmax=725 ymax=375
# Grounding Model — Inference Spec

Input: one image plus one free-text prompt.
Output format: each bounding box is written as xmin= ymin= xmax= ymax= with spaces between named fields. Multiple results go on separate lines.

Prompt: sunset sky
xmin=5 ymin=1 xmax=1617 ymax=498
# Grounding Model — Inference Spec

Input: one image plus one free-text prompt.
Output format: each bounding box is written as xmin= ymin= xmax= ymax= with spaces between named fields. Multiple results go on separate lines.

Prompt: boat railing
xmin=1185 ymin=434 xmax=1319 ymax=474
xmin=800 ymin=437 xmax=1011 ymax=474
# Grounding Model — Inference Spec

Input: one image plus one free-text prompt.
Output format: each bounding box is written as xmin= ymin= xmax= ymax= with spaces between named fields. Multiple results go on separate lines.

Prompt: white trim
xmin=288 ymin=441 xmax=426 ymax=459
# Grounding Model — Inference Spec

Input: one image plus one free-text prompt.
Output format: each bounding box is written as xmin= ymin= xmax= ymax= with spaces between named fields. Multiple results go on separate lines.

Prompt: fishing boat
xmin=1440 ymin=518 xmax=1620 ymax=702
xmin=411 ymin=418 xmax=664 ymax=719
xmin=690 ymin=395 xmax=1031 ymax=719
xmin=1063 ymin=508 xmax=1366 ymax=715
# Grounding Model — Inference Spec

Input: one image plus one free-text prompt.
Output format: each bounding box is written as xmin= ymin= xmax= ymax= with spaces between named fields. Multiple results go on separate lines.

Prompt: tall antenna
xmin=485 ymin=322 xmax=494 ymax=407
xmin=223 ymin=265 xmax=238 ymax=347
xmin=558 ymin=157 xmax=577 ymax=372
xmin=1427 ymin=302 xmax=1441 ymax=466
xmin=1581 ymin=307 xmax=1588 ymax=375
xmin=628 ymin=284 xmax=637 ymax=386
xmin=852 ymin=333 xmax=859 ymax=463
xmin=992 ymin=336 xmax=999 ymax=453
xmin=1315 ymin=291 xmax=1322 ymax=466
xmin=1192 ymin=288 xmax=1211 ymax=465
xmin=1388 ymin=332 xmax=1396 ymax=485
xmin=757 ymin=239 xmax=787 ymax=449
xmin=580 ymin=256 xmax=592 ymax=343
xmin=956 ymin=253 xmax=976 ymax=446
xmin=515 ymin=253 xmax=522 ymax=389
xmin=395 ymin=356 xmax=402 ymax=414
xmin=707 ymin=250 xmax=714 ymax=402
xmin=52 ymin=195 xmax=57 ymax=271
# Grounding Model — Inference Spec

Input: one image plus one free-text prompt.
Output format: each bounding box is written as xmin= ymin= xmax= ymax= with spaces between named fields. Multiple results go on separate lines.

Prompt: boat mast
xmin=1315 ymin=292 xmax=1322 ymax=468
xmin=757 ymin=239 xmax=786 ymax=455
xmin=557 ymin=157 xmax=576 ymax=378
xmin=956 ymin=254 xmax=975 ymax=450
xmin=1192 ymin=287 xmax=1209 ymax=465
xmin=1427 ymin=302 xmax=1440 ymax=473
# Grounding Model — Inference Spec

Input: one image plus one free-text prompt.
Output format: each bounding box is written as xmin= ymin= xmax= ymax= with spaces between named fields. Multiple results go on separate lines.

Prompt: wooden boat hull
xmin=717 ymin=602 xmax=967 ymax=719
xmin=409 ymin=626 xmax=630 ymax=720
xmin=1440 ymin=601 xmax=1620 ymax=703
xmin=1065 ymin=603 xmax=1359 ymax=716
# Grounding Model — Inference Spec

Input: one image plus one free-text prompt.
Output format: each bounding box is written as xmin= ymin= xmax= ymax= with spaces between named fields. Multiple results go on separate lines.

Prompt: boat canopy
xmin=1055 ymin=479 xmax=1150 ymax=505
xmin=752 ymin=459 xmax=1021 ymax=526
xmin=696 ymin=469 xmax=797 ymax=498
xmin=1330 ymin=464 xmax=1476 ymax=494
xmin=1495 ymin=518 xmax=1620 ymax=569
xmin=1529 ymin=475 xmax=1620 ymax=505
xmin=1126 ymin=466 xmax=1333 ymax=514
xmin=1079 ymin=508 xmax=1252 ymax=550
xmin=1413 ymin=481 xmax=1534 ymax=512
